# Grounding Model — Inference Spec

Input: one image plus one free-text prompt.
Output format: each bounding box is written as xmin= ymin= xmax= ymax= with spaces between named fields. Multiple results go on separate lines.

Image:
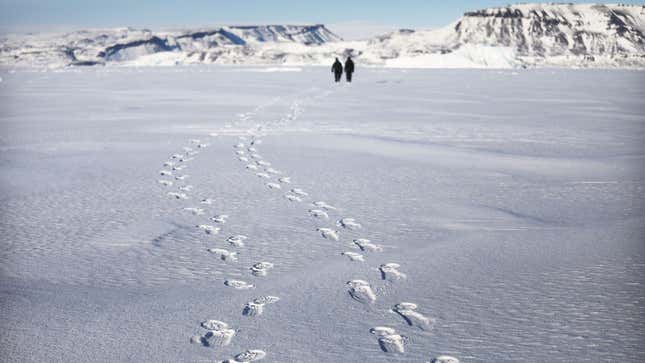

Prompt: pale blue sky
xmin=1 ymin=0 xmax=643 ymax=36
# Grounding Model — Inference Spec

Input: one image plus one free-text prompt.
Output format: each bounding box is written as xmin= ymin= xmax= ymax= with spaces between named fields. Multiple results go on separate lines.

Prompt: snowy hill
xmin=1 ymin=4 xmax=644 ymax=68
xmin=0 ymin=25 xmax=342 ymax=67
xmin=364 ymin=3 xmax=645 ymax=68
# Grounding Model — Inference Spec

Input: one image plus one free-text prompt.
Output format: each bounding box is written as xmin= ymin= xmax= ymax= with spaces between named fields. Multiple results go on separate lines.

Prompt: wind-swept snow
xmin=0 ymin=66 xmax=644 ymax=362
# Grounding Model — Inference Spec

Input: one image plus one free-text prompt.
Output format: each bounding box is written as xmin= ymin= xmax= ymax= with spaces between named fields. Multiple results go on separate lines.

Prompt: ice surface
xmin=0 ymin=66 xmax=644 ymax=362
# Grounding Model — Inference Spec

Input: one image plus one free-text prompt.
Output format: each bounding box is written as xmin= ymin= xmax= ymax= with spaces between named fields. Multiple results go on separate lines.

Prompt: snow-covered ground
xmin=0 ymin=66 xmax=644 ymax=362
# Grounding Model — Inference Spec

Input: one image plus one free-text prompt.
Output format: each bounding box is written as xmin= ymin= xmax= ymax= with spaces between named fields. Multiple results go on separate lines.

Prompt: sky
xmin=1 ymin=0 xmax=644 ymax=38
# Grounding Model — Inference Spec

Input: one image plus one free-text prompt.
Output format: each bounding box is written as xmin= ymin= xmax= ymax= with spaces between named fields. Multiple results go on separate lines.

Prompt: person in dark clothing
xmin=344 ymin=57 xmax=355 ymax=82
xmin=332 ymin=58 xmax=343 ymax=82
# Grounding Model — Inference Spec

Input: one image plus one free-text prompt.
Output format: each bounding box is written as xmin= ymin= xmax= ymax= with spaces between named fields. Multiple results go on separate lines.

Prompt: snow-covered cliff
xmin=455 ymin=3 xmax=645 ymax=66
xmin=1 ymin=4 xmax=643 ymax=68
xmin=0 ymin=25 xmax=342 ymax=67
xmin=363 ymin=3 xmax=645 ymax=68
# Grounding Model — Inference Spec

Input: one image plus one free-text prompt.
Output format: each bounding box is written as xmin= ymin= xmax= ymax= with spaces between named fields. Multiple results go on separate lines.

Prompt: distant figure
xmin=345 ymin=57 xmax=355 ymax=82
xmin=332 ymin=58 xmax=343 ymax=83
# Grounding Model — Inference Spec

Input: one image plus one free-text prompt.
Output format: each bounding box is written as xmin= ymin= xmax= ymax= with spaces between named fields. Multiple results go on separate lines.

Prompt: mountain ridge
xmin=1 ymin=4 xmax=643 ymax=68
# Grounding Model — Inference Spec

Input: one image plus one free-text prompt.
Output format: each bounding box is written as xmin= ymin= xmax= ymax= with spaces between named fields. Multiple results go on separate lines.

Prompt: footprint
xmin=284 ymin=194 xmax=302 ymax=202
xmin=207 ymin=248 xmax=238 ymax=262
xmin=242 ymin=301 xmax=264 ymax=317
xmin=179 ymin=156 xmax=194 ymax=163
xmin=370 ymin=327 xmax=407 ymax=353
xmin=160 ymin=170 xmax=173 ymax=176
xmin=163 ymin=161 xmax=175 ymax=167
xmin=337 ymin=218 xmax=362 ymax=230
xmin=250 ymin=153 xmax=263 ymax=159
xmin=251 ymin=139 xmax=263 ymax=145
xmin=430 ymin=356 xmax=460 ymax=363
xmin=234 ymin=143 xmax=245 ymax=149
xmin=392 ymin=302 xmax=432 ymax=330
xmin=278 ymin=177 xmax=291 ymax=184
xmin=265 ymin=168 xmax=282 ymax=175
xmin=201 ymin=320 xmax=229 ymax=330
xmin=201 ymin=198 xmax=215 ymax=205
xmin=211 ymin=214 xmax=229 ymax=224
xmin=239 ymin=156 xmax=249 ymax=162
xmin=171 ymin=153 xmax=183 ymax=159
xmin=227 ymin=235 xmax=248 ymax=247
xmin=193 ymin=320 xmax=236 ymax=347
xmin=190 ymin=139 xmax=201 ymax=144
xmin=186 ymin=151 xmax=199 ymax=156
xmin=246 ymin=164 xmax=259 ymax=170
xmin=379 ymin=263 xmax=406 ymax=282
xmin=197 ymin=143 xmax=209 ymax=148
xmin=266 ymin=182 xmax=281 ymax=190
xmin=347 ymin=280 xmax=376 ymax=304
xmin=256 ymin=172 xmax=270 ymax=179
xmin=250 ymin=262 xmax=274 ymax=277
xmin=197 ymin=224 xmax=220 ymax=235
xmin=184 ymin=207 xmax=205 ymax=216
xmin=173 ymin=165 xmax=187 ymax=171
xmin=291 ymin=188 xmax=308 ymax=197
xmin=233 ymin=349 xmax=266 ymax=362
xmin=224 ymin=279 xmax=254 ymax=290
xmin=252 ymin=296 xmax=280 ymax=305
xmin=179 ymin=185 xmax=193 ymax=192
xmin=341 ymin=251 xmax=364 ymax=262
xmin=247 ymin=147 xmax=257 ymax=152
xmin=243 ymin=295 xmax=280 ymax=317
xmin=353 ymin=239 xmax=383 ymax=252
xmin=175 ymin=174 xmax=190 ymax=181
xmin=309 ymin=209 xmax=329 ymax=219
xmin=256 ymin=160 xmax=271 ymax=167
xmin=158 ymin=180 xmax=173 ymax=186
xmin=168 ymin=192 xmax=188 ymax=200
xmin=236 ymin=150 xmax=246 ymax=156
xmin=317 ymin=228 xmax=339 ymax=241
xmin=312 ymin=201 xmax=337 ymax=210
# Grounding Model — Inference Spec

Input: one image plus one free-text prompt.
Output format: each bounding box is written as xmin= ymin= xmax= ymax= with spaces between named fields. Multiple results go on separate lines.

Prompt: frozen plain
xmin=0 ymin=66 xmax=644 ymax=362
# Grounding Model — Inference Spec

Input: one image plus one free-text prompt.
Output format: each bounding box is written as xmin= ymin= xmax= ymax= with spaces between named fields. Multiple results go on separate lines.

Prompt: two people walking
xmin=332 ymin=57 xmax=355 ymax=83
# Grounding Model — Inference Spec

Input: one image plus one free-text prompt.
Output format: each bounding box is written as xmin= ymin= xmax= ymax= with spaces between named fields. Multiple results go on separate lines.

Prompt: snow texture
xmin=0 ymin=66 xmax=644 ymax=363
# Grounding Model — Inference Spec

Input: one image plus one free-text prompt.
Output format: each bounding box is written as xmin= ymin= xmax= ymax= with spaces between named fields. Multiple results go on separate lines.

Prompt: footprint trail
xmin=225 ymin=92 xmax=455 ymax=360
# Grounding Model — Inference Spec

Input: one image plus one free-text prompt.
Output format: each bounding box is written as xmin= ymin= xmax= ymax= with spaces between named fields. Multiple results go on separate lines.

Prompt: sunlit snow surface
xmin=1 ymin=66 xmax=644 ymax=362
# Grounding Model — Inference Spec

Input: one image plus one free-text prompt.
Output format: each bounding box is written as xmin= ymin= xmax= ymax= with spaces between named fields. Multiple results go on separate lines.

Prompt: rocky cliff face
xmin=453 ymin=4 xmax=645 ymax=65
